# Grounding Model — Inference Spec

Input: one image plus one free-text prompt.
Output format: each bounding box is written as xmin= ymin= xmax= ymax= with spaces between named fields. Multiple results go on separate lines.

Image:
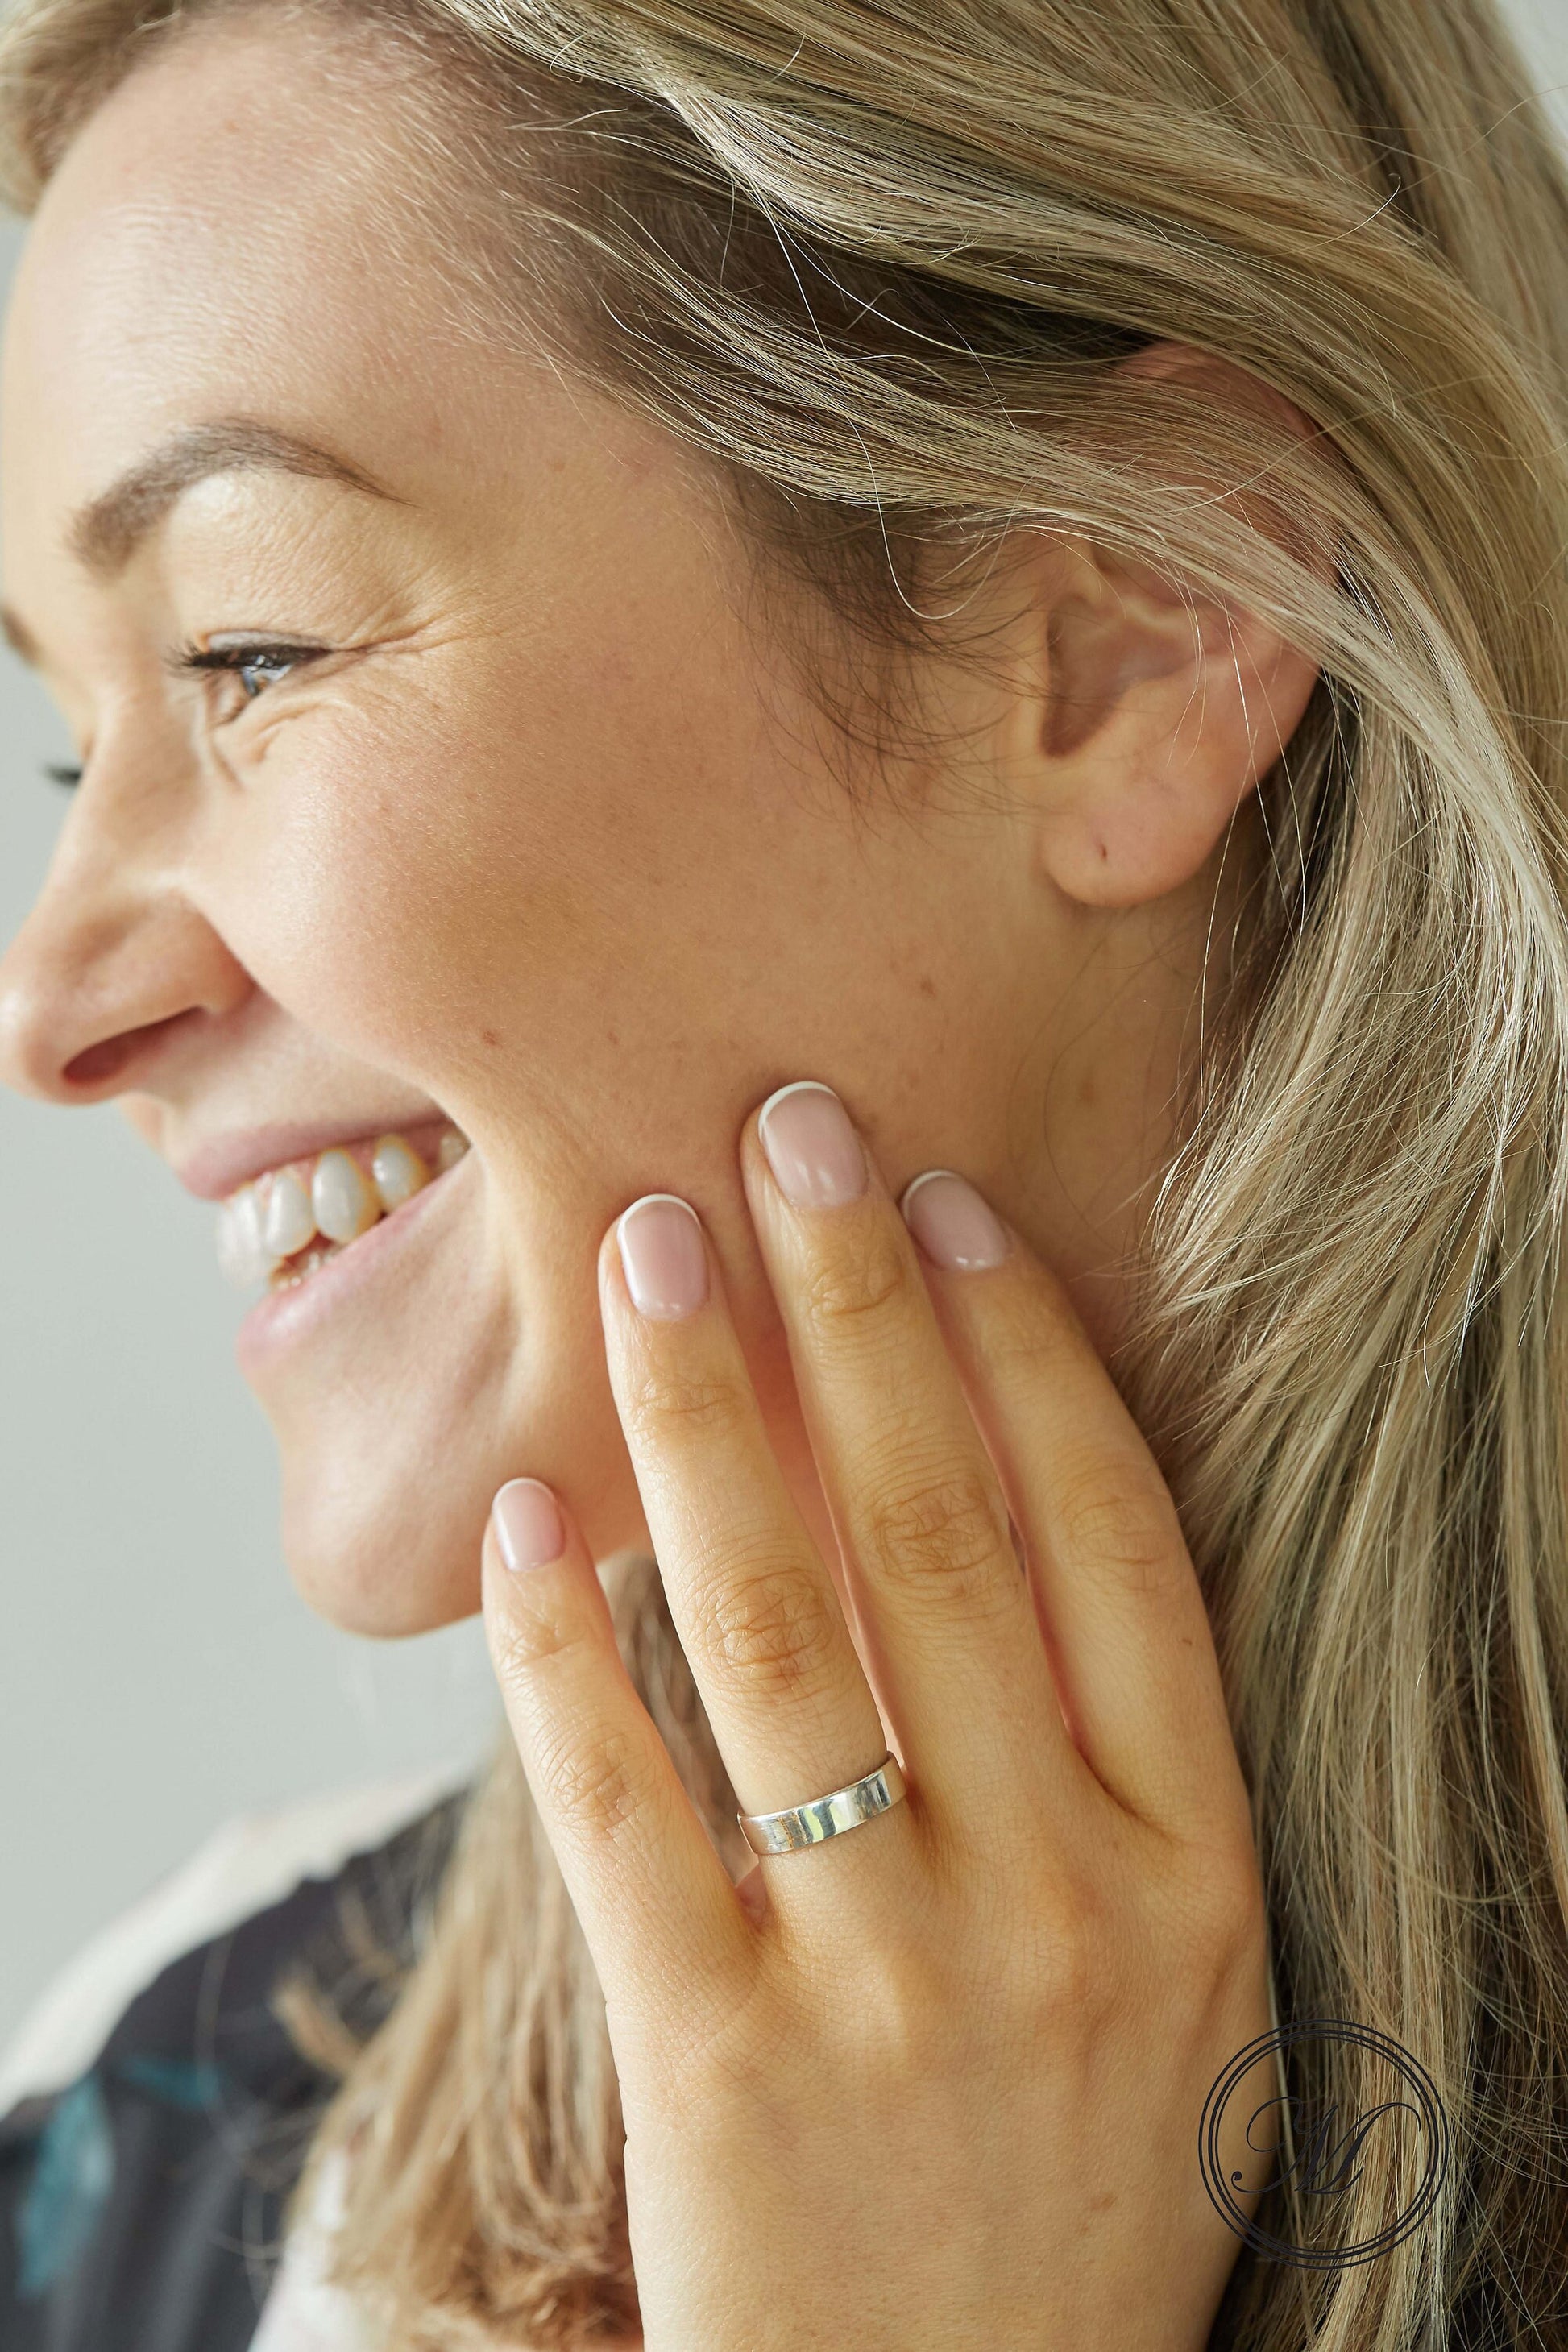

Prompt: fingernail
xmin=492 ymin=1477 xmax=565 ymax=1573
xmin=900 ymin=1170 xmax=1010 ymax=1271
xmin=758 ymin=1081 xmax=867 ymax=1209
xmin=616 ymin=1193 xmax=709 ymax=1319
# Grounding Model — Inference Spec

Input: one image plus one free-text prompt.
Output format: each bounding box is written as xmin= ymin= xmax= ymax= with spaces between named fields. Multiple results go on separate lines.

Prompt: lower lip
xmin=234 ymin=1154 xmax=471 ymax=1376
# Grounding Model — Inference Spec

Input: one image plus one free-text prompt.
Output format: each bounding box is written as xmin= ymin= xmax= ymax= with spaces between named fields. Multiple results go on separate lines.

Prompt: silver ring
xmin=736 ymin=1754 xmax=906 ymax=1856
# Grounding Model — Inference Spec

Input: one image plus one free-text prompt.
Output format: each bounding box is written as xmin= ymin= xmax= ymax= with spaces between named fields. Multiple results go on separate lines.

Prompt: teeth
xmin=263 ymin=1168 xmax=317 ymax=1259
xmin=269 ymin=1242 xmax=342 ymax=1292
xmin=371 ymin=1135 xmax=430 ymax=1211
xmin=218 ymin=1184 xmax=276 ymax=1289
xmin=312 ymin=1148 xmax=380 ymax=1245
xmin=215 ymin=1197 xmax=248 ymax=1288
xmin=215 ymin=1124 xmax=468 ymax=1290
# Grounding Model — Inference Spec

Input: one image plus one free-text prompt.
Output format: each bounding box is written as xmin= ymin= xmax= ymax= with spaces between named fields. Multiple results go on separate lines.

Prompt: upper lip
xmin=175 ymin=1116 xmax=450 ymax=1203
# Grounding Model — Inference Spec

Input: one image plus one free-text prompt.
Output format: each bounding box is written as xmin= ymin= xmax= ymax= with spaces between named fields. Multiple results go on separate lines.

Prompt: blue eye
xmin=234 ymin=649 xmax=302 ymax=698
xmin=172 ymin=637 xmax=326 ymax=710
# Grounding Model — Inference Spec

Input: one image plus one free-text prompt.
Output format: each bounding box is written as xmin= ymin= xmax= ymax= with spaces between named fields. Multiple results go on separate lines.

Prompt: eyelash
xmin=171 ymin=637 xmax=327 ymax=703
xmin=39 ymin=637 xmax=328 ymax=790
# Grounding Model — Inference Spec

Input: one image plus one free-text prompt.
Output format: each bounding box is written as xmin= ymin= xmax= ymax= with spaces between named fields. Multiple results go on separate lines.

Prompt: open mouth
xmin=215 ymin=1120 xmax=470 ymax=1293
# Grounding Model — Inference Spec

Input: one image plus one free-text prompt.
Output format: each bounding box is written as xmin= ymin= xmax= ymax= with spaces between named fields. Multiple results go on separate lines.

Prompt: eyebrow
xmin=0 ymin=419 xmax=399 ymax=669
xmin=69 ymin=416 xmax=396 ymax=577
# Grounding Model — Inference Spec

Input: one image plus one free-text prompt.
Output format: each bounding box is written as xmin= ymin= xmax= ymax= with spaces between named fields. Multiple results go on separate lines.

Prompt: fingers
xmin=598 ymin=1193 xmax=898 ymax=1878
xmin=900 ymin=1170 xmax=1248 ymax=1841
xmin=481 ymin=1475 xmax=746 ymax=2007
xmin=487 ymin=1075 xmax=1242 ymax=2031
xmin=741 ymin=1085 xmax=1071 ymax=1830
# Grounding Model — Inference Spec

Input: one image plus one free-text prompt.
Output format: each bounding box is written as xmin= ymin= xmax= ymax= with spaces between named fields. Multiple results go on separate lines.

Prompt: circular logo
xmin=1198 ymin=2018 xmax=1449 ymax=2271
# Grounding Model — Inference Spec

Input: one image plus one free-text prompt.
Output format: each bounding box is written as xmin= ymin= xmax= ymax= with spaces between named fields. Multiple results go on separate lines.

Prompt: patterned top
xmin=0 ymin=1774 xmax=1518 ymax=2349
xmin=0 ymin=1776 xmax=467 ymax=2351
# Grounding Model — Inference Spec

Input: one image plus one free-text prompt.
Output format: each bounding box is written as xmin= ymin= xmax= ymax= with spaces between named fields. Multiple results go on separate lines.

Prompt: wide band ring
xmin=736 ymin=1754 xmax=906 ymax=1856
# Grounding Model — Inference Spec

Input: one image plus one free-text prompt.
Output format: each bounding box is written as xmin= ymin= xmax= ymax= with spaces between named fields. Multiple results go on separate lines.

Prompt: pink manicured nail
xmin=758 ymin=1081 xmax=867 ymax=1209
xmin=900 ymin=1170 xmax=1010 ymax=1271
xmin=492 ymin=1478 xmax=565 ymax=1573
xmin=616 ymin=1193 xmax=709 ymax=1319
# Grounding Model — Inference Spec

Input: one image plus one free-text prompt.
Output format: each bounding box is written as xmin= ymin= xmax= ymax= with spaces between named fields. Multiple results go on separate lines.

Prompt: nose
xmin=0 ymin=788 xmax=251 ymax=1105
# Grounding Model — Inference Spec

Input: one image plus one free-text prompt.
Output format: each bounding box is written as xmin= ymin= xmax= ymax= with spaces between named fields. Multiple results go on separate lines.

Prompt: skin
xmin=486 ymin=1108 xmax=1278 ymax=2350
xmin=0 ymin=12 xmax=1323 ymax=2341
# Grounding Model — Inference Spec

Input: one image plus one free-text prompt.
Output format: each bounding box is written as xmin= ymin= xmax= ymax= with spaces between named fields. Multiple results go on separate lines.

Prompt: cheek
xmin=203 ymin=634 xmax=786 ymax=1108
xmin=206 ymin=675 xmax=612 ymax=1081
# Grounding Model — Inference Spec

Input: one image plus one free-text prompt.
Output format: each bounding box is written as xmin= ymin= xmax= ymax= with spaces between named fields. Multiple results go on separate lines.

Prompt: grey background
xmin=2 ymin=0 xmax=1566 ymax=2054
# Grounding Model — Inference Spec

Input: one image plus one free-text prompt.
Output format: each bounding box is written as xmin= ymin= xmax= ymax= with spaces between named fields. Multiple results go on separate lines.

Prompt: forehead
xmin=0 ymin=14 xmax=504 ymax=542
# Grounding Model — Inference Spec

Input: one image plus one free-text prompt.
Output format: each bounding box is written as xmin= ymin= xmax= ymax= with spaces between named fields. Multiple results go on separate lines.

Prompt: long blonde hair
xmin=5 ymin=0 xmax=1568 ymax=2342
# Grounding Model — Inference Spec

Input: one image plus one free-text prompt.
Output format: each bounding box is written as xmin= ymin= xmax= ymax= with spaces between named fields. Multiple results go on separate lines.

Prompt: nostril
xmin=64 ymin=1034 xmax=139 ymax=1087
xmin=63 ymin=1015 xmax=192 ymax=1090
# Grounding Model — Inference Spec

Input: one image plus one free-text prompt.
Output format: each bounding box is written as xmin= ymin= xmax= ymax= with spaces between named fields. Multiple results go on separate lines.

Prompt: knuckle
xmin=1035 ymin=1913 xmax=1097 ymax=2013
xmin=864 ymin=1464 xmax=1011 ymax=1612
xmin=488 ymin=1591 xmax=590 ymax=1690
xmin=538 ymin=1724 xmax=648 ymax=1844
xmin=1014 ymin=1868 xmax=1114 ymax=2019
xmin=1186 ymin=1837 xmax=1270 ymax=1963
xmin=621 ymin=1361 xmax=748 ymax=1446
xmin=862 ymin=1942 xmax=952 ymax=2064
xmin=981 ymin=1276 xmax=1075 ymax=1381
xmin=690 ymin=1549 xmax=844 ymax=1699
xmin=1052 ymin=1462 xmax=1182 ymax=1595
xmin=800 ymin=1224 xmax=911 ymax=1337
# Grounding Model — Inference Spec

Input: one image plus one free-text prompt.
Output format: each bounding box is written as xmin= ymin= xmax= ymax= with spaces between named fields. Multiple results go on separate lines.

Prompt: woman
xmin=0 ymin=0 xmax=1564 ymax=2342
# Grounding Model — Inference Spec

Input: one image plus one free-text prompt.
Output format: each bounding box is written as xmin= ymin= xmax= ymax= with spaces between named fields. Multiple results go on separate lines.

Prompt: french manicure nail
xmin=616 ymin=1193 xmax=709 ymax=1319
xmin=900 ymin=1169 xmax=1010 ymax=1271
xmin=758 ymin=1081 xmax=867 ymax=1209
xmin=492 ymin=1478 xmax=566 ymax=1573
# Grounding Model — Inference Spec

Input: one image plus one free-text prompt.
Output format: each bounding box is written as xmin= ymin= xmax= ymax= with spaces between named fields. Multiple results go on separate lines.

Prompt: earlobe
xmin=1033 ymin=557 xmax=1321 ymax=909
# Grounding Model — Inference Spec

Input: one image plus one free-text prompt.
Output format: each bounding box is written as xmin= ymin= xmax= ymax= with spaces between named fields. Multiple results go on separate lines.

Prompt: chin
xmin=269 ymin=1362 xmax=654 ymax=1636
xmin=277 ymin=1447 xmax=491 ymax=1637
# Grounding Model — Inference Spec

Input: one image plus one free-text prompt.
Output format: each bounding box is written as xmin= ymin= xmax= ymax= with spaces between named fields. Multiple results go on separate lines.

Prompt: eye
xmin=170 ymin=637 xmax=328 ymax=713
xmin=44 ymin=761 xmax=83 ymax=790
xmin=234 ymin=648 xmax=301 ymax=699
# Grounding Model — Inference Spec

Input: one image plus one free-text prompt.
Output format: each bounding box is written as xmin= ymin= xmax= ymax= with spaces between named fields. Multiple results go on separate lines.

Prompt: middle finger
xmin=743 ymin=1081 xmax=1075 ymax=1827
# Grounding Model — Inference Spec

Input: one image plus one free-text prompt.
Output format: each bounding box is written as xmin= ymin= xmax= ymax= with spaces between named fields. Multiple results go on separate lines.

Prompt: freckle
xmin=1089 ymin=2190 xmax=1115 ymax=2214
xmin=481 ymin=1027 xmax=502 ymax=1048
xmin=918 ymin=975 xmax=936 ymax=999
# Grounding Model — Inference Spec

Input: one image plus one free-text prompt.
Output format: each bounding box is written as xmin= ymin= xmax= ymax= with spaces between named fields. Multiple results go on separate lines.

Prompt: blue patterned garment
xmin=0 ymin=1797 xmax=463 ymax=2351
xmin=2 ymin=1785 xmax=1519 ymax=2351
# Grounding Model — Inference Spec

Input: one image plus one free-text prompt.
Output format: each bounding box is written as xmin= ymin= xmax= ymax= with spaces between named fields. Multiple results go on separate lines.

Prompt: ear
xmin=1019 ymin=348 xmax=1323 ymax=911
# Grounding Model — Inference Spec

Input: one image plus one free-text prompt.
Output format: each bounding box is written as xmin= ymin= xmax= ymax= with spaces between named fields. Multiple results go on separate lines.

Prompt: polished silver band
xmin=736 ymin=1754 xmax=907 ymax=1856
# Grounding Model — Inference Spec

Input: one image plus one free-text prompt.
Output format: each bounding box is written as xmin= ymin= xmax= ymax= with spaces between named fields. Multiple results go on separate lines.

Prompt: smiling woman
xmin=0 ymin=0 xmax=1566 ymax=2348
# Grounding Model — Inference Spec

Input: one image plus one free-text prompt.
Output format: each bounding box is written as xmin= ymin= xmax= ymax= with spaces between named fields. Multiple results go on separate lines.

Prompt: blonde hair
xmin=5 ymin=0 xmax=1568 ymax=2343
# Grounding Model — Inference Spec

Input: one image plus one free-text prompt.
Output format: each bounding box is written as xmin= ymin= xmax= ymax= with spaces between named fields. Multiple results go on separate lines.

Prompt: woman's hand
xmin=480 ymin=1081 xmax=1274 ymax=2352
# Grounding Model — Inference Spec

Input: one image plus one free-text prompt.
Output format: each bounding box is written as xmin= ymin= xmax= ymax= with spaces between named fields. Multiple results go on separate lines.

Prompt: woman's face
xmin=0 ymin=15 xmax=1224 ymax=1632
